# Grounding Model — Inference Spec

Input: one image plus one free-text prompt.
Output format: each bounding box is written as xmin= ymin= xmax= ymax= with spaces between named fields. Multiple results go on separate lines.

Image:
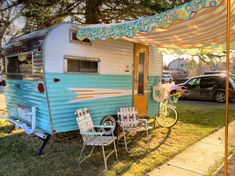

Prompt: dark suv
xmin=170 ymin=74 xmax=235 ymax=103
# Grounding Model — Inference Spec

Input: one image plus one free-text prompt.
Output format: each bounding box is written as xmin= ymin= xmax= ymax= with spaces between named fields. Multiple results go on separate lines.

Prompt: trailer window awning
xmin=77 ymin=0 xmax=235 ymax=48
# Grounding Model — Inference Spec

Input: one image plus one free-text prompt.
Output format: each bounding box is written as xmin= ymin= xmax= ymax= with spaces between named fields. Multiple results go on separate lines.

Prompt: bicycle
xmin=154 ymin=94 xmax=179 ymax=128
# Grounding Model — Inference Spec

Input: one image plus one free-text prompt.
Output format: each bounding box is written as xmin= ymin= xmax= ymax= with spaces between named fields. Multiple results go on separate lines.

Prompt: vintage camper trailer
xmin=0 ymin=23 xmax=162 ymax=146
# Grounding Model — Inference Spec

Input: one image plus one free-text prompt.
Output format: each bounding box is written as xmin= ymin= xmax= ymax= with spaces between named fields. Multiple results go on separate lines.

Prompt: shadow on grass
xmin=0 ymin=123 xmax=173 ymax=176
xmin=149 ymin=128 xmax=171 ymax=152
xmin=0 ymin=129 xmax=107 ymax=176
xmin=103 ymin=127 xmax=172 ymax=175
xmin=1 ymin=102 xmax=234 ymax=176
xmin=124 ymin=127 xmax=171 ymax=154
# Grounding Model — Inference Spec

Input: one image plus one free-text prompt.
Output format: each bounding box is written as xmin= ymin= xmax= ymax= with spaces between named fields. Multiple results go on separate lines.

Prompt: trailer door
xmin=133 ymin=44 xmax=149 ymax=116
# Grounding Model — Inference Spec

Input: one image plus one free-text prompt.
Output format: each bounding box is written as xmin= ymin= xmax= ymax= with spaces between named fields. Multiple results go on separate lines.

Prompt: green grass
xmin=0 ymin=104 xmax=234 ymax=176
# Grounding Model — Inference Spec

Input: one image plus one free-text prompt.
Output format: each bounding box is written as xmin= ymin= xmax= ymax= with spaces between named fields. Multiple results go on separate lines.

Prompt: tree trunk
xmin=0 ymin=30 xmax=6 ymax=59
xmin=85 ymin=0 xmax=103 ymax=24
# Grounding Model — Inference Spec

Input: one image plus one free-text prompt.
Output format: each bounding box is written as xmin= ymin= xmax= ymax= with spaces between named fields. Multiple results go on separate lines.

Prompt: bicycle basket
xmin=152 ymin=86 xmax=168 ymax=102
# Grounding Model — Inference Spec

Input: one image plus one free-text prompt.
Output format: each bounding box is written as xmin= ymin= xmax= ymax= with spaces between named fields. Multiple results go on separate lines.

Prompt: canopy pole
xmin=224 ymin=0 xmax=231 ymax=175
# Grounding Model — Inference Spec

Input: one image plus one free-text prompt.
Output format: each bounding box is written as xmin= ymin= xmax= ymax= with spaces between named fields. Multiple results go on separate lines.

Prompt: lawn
xmin=0 ymin=104 xmax=234 ymax=176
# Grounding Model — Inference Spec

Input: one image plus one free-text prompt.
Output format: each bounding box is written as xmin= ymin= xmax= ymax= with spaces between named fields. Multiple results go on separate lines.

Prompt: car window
xmin=215 ymin=76 xmax=225 ymax=84
xmin=230 ymin=79 xmax=235 ymax=90
xmin=187 ymin=78 xmax=201 ymax=86
xmin=200 ymin=77 xmax=217 ymax=87
xmin=229 ymin=74 xmax=235 ymax=81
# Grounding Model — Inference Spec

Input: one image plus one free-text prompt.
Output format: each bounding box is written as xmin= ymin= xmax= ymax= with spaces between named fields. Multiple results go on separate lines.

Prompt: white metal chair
xmin=75 ymin=108 xmax=118 ymax=171
xmin=117 ymin=107 xmax=152 ymax=152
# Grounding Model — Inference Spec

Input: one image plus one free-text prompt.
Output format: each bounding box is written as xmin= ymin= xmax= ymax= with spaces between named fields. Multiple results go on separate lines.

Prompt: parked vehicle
xmin=204 ymin=71 xmax=235 ymax=80
xmin=162 ymin=74 xmax=173 ymax=83
xmin=174 ymin=78 xmax=188 ymax=84
xmin=204 ymin=71 xmax=226 ymax=75
xmin=0 ymin=23 xmax=161 ymax=151
xmin=170 ymin=74 xmax=235 ymax=103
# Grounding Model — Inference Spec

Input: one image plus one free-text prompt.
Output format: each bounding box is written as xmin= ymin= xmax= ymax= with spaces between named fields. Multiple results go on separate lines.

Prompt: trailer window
xmin=138 ymin=52 xmax=145 ymax=95
xmin=6 ymin=53 xmax=33 ymax=74
xmin=65 ymin=57 xmax=99 ymax=74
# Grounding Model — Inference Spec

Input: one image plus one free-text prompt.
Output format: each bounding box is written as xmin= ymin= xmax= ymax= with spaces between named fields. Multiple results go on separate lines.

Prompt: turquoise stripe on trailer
xmin=45 ymin=73 xmax=133 ymax=133
xmin=4 ymin=80 xmax=51 ymax=133
xmin=3 ymin=75 xmax=160 ymax=134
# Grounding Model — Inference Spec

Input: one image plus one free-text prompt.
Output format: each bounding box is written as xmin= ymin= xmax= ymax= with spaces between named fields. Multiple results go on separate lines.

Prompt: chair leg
xmin=78 ymin=144 xmax=95 ymax=165
xmin=153 ymin=118 xmax=156 ymax=129
xmin=78 ymin=143 xmax=86 ymax=164
xmin=101 ymin=144 xmax=108 ymax=171
xmin=123 ymin=131 xmax=131 ymax=153
xmin=113 ymin=139 xmax=118 ymax=160
xmin=146 ymin=129 xmax=150 ymax=150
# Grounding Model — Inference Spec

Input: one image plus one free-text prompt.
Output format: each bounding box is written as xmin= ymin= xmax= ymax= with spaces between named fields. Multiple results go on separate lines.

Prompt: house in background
xmin=167 ymin=58 xmax=189 ymax=80
xmin=168 ymin=58 xmax=189 ymax=70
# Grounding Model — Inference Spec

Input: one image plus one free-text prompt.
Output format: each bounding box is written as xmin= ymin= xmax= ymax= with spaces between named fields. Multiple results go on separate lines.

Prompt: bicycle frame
xmin=154 ymin=95 xmax=179 ymax=128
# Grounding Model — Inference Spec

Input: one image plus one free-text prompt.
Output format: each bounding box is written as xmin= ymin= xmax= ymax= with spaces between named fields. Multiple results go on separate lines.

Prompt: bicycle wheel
xmin=156 ymin=105 xmax=178 ymax=128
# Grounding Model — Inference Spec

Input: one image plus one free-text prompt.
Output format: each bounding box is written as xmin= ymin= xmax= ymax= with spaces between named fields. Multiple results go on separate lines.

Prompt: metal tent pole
xmin=224 ymin=0 xmax=231 ymax=175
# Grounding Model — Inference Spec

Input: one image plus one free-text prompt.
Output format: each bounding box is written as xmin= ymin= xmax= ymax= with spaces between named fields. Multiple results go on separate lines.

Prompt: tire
xmin=156 ymin=105 xmax=178 ymax=128
xmin=100 ymin=115 xmax=117 ymax=136
xmin=214 ymin=91 xmax=225 ymax=103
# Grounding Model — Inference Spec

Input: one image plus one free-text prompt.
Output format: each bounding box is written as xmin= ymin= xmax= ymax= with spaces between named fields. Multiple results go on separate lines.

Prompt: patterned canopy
xmin=77 ymin=0 xmax=235 ymax=48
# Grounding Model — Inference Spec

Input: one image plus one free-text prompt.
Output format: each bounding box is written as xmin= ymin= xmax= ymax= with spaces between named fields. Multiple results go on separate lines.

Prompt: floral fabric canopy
xmin=77 ymin=0 xmax=235 ymax=48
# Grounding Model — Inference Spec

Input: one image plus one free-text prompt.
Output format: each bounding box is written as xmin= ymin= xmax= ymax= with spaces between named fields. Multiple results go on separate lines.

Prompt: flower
xmin=174 ymin=91 xmax=182 ymax=98
xmin=169 ymin=91 xmax=181 ymax=104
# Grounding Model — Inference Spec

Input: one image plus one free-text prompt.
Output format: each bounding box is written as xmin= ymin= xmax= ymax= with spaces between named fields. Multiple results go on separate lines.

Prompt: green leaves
xmin=20 ymin=0 xmax=192 ymax=33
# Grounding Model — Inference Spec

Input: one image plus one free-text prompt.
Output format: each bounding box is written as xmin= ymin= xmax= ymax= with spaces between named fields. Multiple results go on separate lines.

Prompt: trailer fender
xmin=100 ymin=115 xmax=117 ymax=136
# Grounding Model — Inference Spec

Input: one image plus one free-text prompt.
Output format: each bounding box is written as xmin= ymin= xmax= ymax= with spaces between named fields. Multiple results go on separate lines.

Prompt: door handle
xmin=135 ymin=75 xmax=138 ymax=82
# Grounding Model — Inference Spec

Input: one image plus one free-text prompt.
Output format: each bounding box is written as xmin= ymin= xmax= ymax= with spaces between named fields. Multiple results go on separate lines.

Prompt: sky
xmin=15 ymin=17 xmax=25 ymax=28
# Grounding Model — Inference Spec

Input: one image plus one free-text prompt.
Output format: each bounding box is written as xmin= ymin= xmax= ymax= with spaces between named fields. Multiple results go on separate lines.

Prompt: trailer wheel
xmin=100 ymin=115 xmax=117 ymax=136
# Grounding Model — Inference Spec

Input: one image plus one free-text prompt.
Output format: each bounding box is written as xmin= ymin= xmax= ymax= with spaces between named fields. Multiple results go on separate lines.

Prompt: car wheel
xmin=100 ymin=115 xmax=117 ymax=136
xmin=214 ymin=91 xmax=225 ymax=103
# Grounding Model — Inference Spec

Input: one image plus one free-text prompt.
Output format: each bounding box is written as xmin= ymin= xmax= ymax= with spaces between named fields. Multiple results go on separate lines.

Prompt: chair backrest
xmin=117 ymin=107 xmax=139 ymax=128
xmin=75 ymin=108 xmax=95 ymax=133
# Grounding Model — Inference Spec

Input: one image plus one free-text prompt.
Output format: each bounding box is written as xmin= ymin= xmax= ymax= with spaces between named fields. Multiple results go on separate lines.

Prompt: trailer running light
xmin=52 ymin=129 xmax=56 ymax=134
xmin=37 ymin=83 xmax=44 ymax=93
